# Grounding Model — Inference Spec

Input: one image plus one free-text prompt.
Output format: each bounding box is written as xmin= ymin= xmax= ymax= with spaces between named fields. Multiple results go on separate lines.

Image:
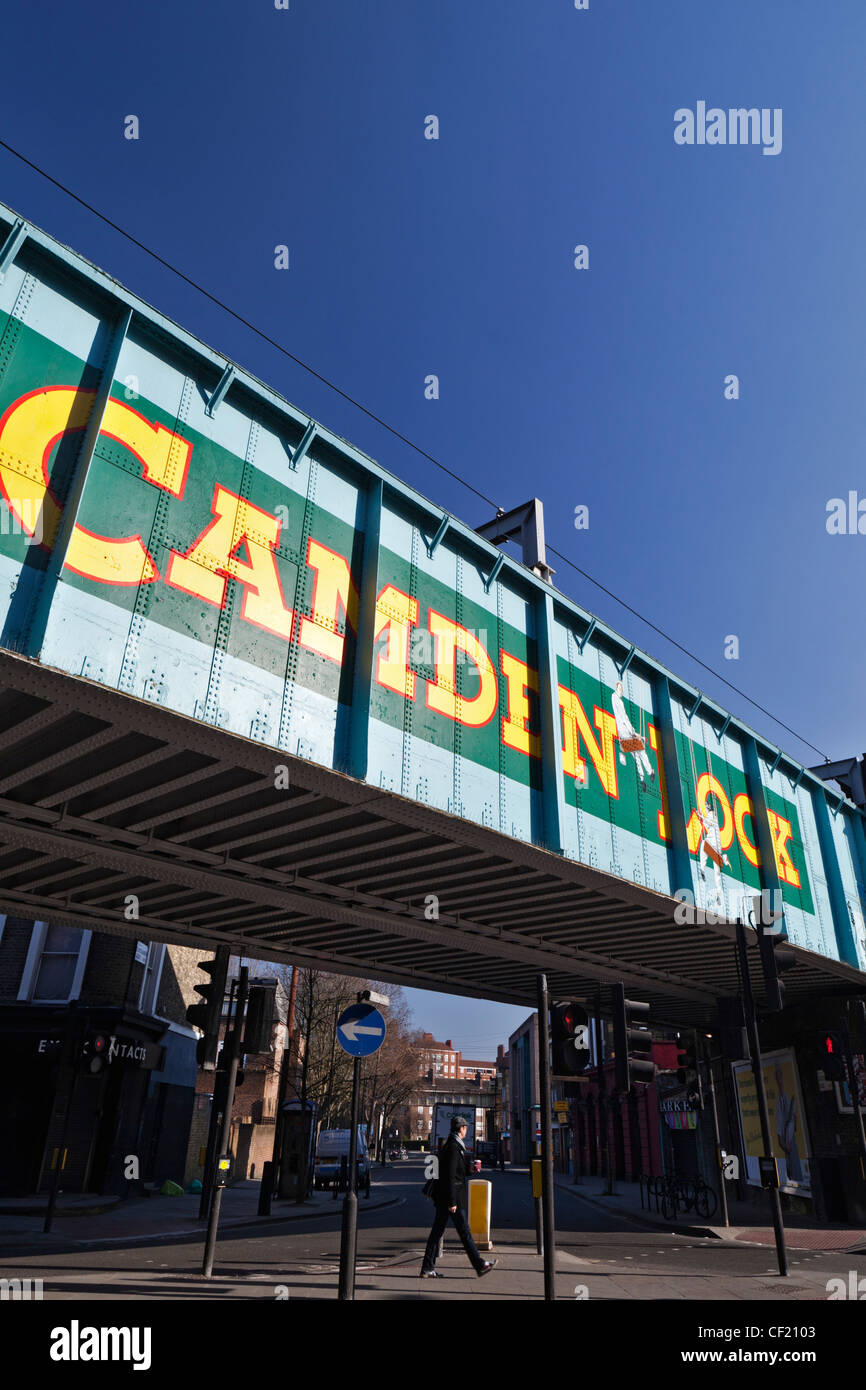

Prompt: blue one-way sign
xmin=336 ymin=1003 xmax=387 ymax=1057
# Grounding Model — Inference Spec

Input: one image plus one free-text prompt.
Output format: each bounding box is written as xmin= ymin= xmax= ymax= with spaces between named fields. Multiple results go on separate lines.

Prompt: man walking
xmin=420 ymin=1117 xmax=498 ymax=1279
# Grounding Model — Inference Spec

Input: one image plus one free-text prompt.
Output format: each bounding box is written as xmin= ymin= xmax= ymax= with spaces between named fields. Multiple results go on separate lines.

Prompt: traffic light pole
xmin=202 ymin=967 xmax=248 ymax=1279
xmin=338 ymin=1054 xmax=362 ymax=1300
xmin=199 ymin=975 xmax=236 ymax=1221
xmin=841 ymin=1005 xmax=866 ymax=1179
xmin=736 ymin=919 xmax=787 ymax=1277
xmin=702 ymin=1038 xmax=729 ymax=1228
xmin=43 ymin=1004 xmax=83 ymax=1235
xmin=536 ymin=973 xmax=556 ymax=1301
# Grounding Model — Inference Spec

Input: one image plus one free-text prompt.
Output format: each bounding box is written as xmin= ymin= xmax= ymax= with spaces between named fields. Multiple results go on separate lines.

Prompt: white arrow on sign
xmin=340 ymin=1019 xmax=385 ymax=1042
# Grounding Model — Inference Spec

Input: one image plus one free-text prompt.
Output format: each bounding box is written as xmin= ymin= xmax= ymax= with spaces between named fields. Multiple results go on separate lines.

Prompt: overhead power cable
xmin=0 ymin=137 xmax=829 ymax=762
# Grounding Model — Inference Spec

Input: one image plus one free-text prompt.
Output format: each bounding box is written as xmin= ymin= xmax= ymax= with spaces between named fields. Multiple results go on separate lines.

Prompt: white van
xmin=313 ymin=1128 xmax=371 ymax=1193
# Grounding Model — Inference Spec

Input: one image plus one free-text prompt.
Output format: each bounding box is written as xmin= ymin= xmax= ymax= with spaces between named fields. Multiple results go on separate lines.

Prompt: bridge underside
xmin=0 ymin=650 xmax=860 ymax=1027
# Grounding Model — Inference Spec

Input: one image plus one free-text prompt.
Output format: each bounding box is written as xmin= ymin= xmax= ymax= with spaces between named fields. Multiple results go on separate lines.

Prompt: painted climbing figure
xmin=611 ymin=681 xmax=655 ymax=790
xmin=697 ymin=794 xmax=730 ymax=911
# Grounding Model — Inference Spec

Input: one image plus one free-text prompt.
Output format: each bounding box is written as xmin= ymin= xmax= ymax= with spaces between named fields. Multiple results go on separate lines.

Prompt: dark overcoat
xmin=437 ymin=1134 xmax=470 ymax=1210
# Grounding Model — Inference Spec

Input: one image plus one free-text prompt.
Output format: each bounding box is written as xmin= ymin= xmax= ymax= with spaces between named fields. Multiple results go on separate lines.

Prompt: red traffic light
xmin=93 ymin=1034 xmax=107 ymax=1053
xmin=820 ymin=1029 xmax=844 ymax=1081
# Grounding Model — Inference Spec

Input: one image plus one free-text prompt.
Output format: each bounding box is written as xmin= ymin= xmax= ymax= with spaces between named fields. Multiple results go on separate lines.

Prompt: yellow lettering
xmin=500 ymin=650 xmax=540 ymax=757
xmin=733 ymin=793 xmax=761 ymax=867
xmin=374 ymin=585 xmax=418 ymax=698
xmin=767 ymin=810 xmax=801 ymax=887
xmin=558 ymin=686 xmax=619 ymax=794
xmin=299 ymin=537 xmax=359 ymax=663
xmin=165 ymin=483 xmax=294 ymax=639
xmin=426 ymin=611 xmax=498 ymax=727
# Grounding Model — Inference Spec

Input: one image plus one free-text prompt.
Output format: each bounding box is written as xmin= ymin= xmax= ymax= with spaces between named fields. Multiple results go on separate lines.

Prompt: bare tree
xmin=259 ymin=965 xmax=420 ymax=1143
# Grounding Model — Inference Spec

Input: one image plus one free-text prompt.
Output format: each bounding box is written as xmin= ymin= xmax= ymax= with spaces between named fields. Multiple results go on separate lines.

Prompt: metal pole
xmin=736 ymin=919 xmax=787 ymax=1276
xmin=267 ymin=963 xmax=298 ymax=1197
xmin=536 ymin=973 xmax=556 ymax=1301
xmin=43 ymin=1004 xmax=82 ymax=1234
xmin=702 ymin=1038 xmax=729 ymax=1228
xmin=202 ymin=967 xmax=248 ymax=1279
xmin=338 ymin=1054 xmax=362 ymax=1300
xmin=199 ymin=976 xmax=235 ymax=1221
xmin=841 ymin=1005 xmax=866 ymax=1179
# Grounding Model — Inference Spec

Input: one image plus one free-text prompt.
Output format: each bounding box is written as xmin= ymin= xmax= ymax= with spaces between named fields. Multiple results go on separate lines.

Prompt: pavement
xmin=555 ymin=1172 xmax=866 ymax=1251
xmin=1 ymin=1163 xmax=864 ymax=1301
xmin=0 ymin=1178 xmax=398 ymax=1254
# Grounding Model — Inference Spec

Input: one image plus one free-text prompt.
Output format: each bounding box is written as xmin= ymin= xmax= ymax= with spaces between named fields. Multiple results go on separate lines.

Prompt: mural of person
xmin=611 ymin=681 xmax=655 ymax=791
xmin=696 ymin=794 xmax=730 ymax=911
xmin=775 ymin=1064 xmax=803 ymax=1184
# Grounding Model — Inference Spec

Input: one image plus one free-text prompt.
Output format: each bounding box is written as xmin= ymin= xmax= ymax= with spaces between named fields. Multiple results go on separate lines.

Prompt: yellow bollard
xmin=468 ymin=1179 xmax=493 ymax=1250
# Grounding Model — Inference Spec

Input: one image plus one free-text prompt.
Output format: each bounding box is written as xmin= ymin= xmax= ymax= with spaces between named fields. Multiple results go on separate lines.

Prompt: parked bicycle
xmin=659 ymin=1172 xmax=717 ymax=1220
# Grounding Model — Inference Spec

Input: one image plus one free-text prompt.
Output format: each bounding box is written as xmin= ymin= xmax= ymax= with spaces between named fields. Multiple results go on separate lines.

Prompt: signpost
xmin=337 ymin=998 xmax=387 ymax=1300
xmin=202 ymin=967 xmax=248 ymax=1279
xmin=336 ymin=1003 xmax=387 ymax=1057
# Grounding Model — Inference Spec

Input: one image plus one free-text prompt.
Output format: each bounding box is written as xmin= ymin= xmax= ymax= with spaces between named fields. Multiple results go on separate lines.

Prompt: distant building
xmin=416 ymin=1032 xmax=496 ymax=1083
xmin=410 ymin=1033 xmax=499 ymax=1144
xmin=508 ymin=1012 xmax=571 ymax=1170
xmin=494 ymin=1044 xmax=510 ymax=1161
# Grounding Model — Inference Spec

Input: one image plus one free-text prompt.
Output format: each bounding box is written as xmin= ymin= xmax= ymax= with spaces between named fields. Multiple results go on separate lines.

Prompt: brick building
xmin=0 ymin=915 xmax=202 ymax=1196
xmin=407 ymin=1033 xmax=500 ymax=1144
xmin=416 ymin=1032 xmax=496 ymax=1083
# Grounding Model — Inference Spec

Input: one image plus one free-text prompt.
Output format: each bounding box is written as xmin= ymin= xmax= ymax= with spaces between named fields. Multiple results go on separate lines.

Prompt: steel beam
xmin=535 ymin=591 xmax=566 ymax=855
xmin=0 ymin=217 xmax=27 ymax=280
xmin=25 ymin=307 xmax=132 ymax=657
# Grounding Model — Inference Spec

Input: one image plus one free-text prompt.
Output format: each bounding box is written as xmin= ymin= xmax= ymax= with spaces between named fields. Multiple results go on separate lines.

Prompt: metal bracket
xmin=617 ymin=645 xmax=635 ymax=678
xmin=791 ymin=767 xmax=805 ymax=792
xmin=769 ymin=751 xmax=782 ymax=776
xmin=482 ymin=552 xmax=505 ymax=593
xmin=475 ymin=497 xmax=555 ymax=584
xmin=290 ymin=418 xmax=317 ymax=471
xmin=205 ymin=363 xmax=235 ymax=417
xmin=687 ymin=693 xmax=703 ymax=723
xmin=578 ymin=617 xmax=597 ymax=654
xmin=426 ymin=513 xmax=450 ymax=559
xmin=0 ymin=218 xmax=27 ymax=283
xmin=715 ymin=713 xmax=732 ymax=743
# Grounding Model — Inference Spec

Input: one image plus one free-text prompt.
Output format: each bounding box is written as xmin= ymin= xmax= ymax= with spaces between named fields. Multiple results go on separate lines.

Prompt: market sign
xmin=0 ymin=219 xmax=863 ymax=976
xmin=0 ymin=381 xmax=816 ymax=900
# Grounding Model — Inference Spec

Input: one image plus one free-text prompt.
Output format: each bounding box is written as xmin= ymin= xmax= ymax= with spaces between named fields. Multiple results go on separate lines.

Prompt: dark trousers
xmin=422 ymin=1203 xmax=484 ymax=1273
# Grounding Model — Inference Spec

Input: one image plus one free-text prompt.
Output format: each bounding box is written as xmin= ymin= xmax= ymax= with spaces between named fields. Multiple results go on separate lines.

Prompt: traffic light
xmin=612 ymin=984 xmax=654 ymax=1092
xmin=187 ymin=946 xmax=229 ymax=1070
xmin=80 ymin=1033 xmax=108 ymax=1075
xmin=819 ymin=1029 xmax=845 ymax=1082
xmin=550 ymin=1001 xmax=590 ymax=1075
xmin=675 ymin=1032 xmax=698 ymax=1086
xmin=754 ymin=892 xmax=795 ymax=1012
xmin=243 ymin=982 xmax=277 ymax=1054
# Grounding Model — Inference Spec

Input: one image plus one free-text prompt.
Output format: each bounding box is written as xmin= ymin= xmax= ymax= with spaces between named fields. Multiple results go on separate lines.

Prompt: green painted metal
xmin=0 ymin=197 xmax=862 ymax=978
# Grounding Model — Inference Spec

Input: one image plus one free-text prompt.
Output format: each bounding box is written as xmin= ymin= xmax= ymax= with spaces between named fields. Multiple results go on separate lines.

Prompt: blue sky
xmin=1 ymin=1 xmax=864 ymax=1052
